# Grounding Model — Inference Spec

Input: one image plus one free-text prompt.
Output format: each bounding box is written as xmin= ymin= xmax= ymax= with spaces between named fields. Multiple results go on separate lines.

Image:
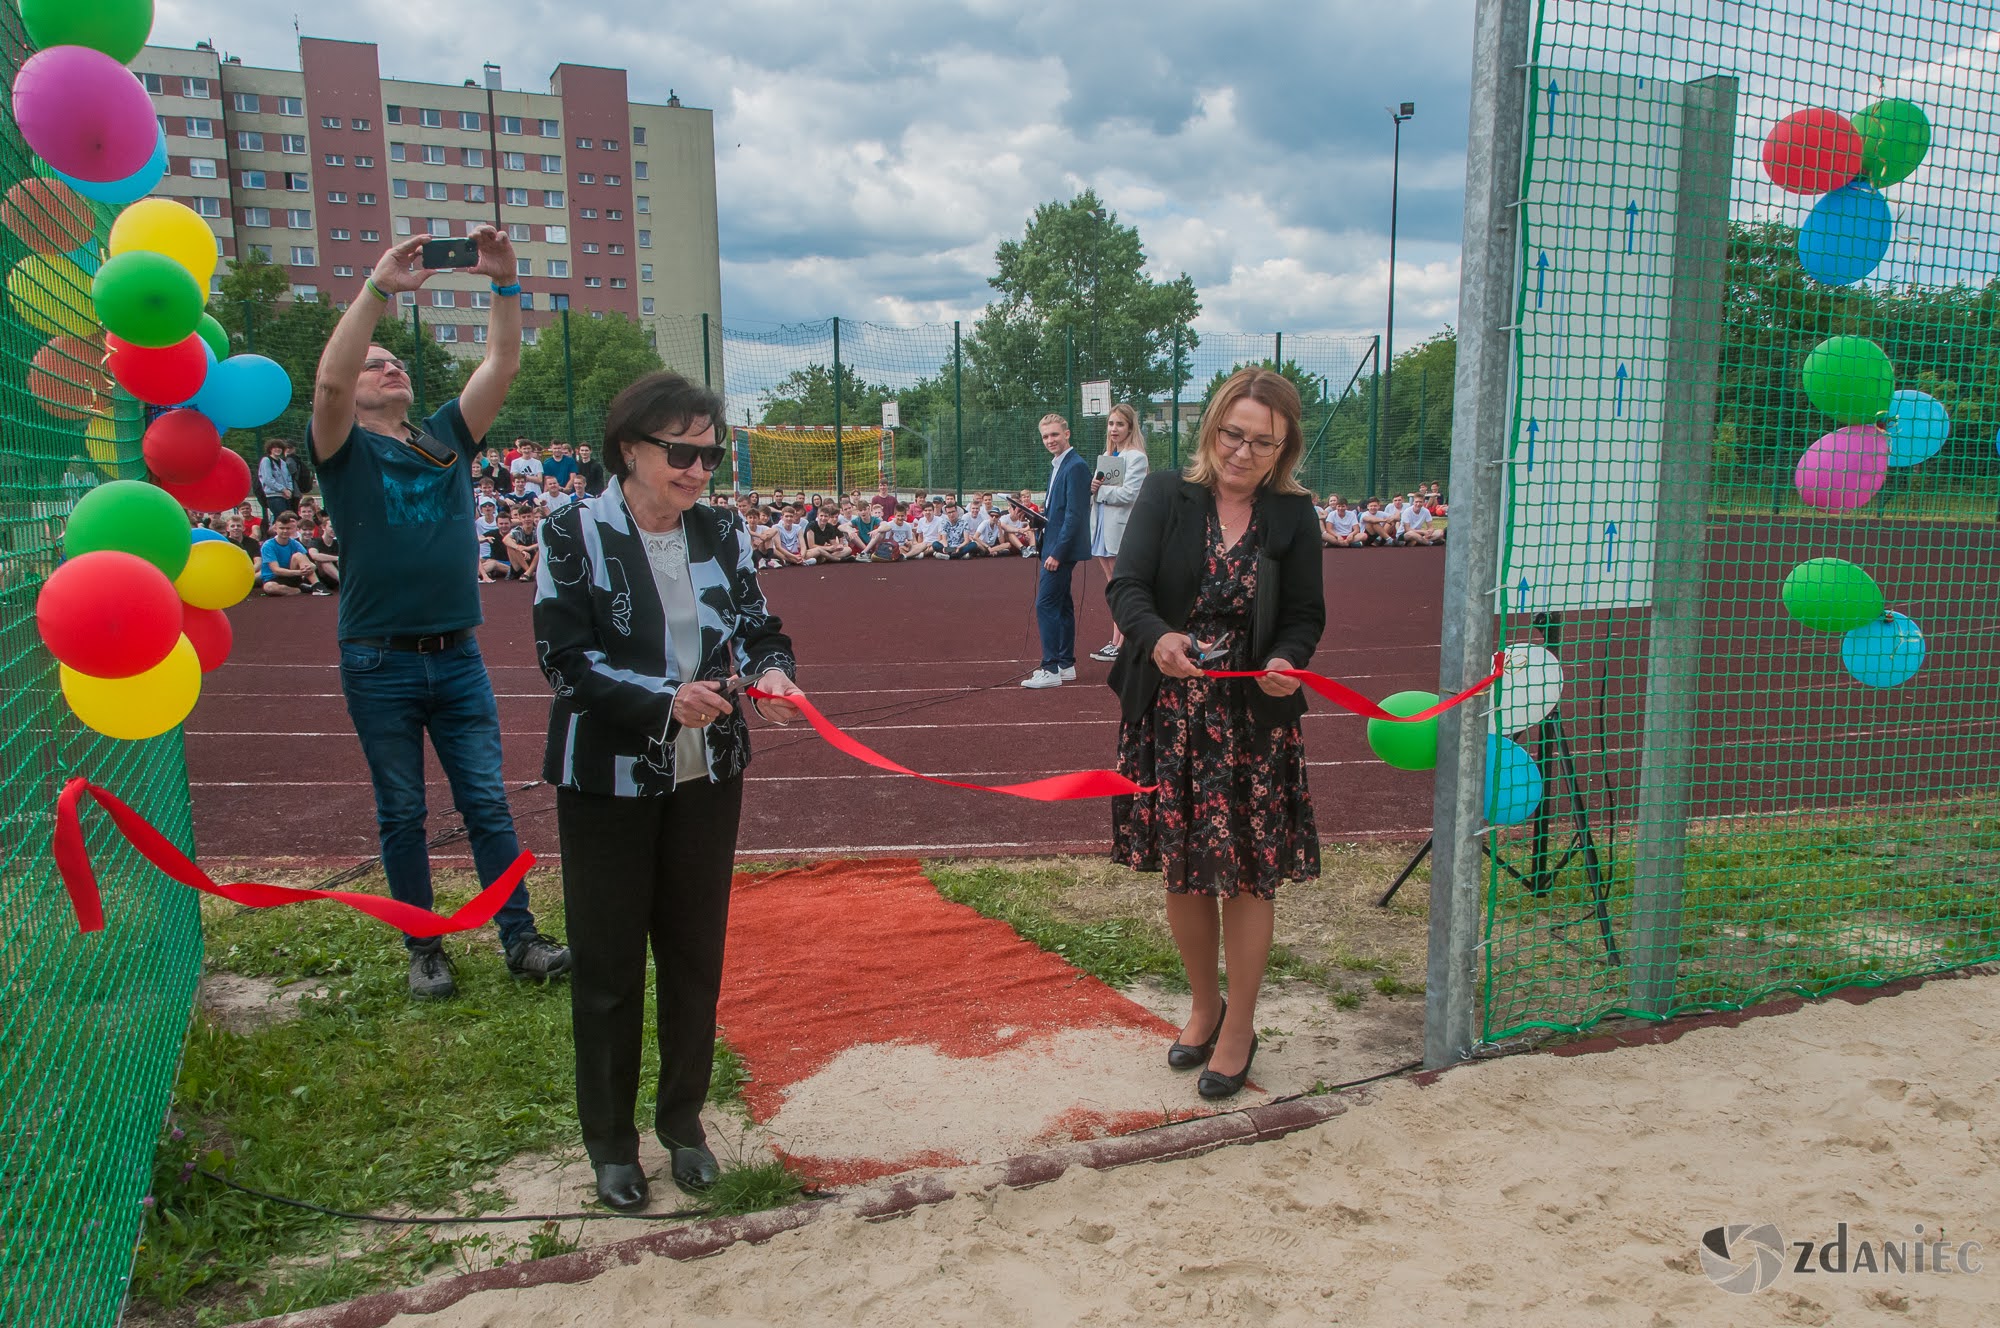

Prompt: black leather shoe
xmin=1198 ymin=1035 xmax=1259 ymax=1100
xmin=670 ymin=1144 xmax=719 ymax=1194
xmin=593 ymin=1162 xmax=649 ymax=1211
xmin=1167 ymin=998 xmax=1227 ymax=1070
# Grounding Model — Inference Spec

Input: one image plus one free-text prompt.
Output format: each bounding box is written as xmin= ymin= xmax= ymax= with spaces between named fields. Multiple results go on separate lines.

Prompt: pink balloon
xmin=11 ymin=46 xmax=161 ymax=182
xmin=1795 ymin=425 xmax=1889 ymax=512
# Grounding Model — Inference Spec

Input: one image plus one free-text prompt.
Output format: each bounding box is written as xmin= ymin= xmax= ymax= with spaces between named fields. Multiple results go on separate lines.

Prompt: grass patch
xmin=929 ymin=862 xmax=1187 ymax=989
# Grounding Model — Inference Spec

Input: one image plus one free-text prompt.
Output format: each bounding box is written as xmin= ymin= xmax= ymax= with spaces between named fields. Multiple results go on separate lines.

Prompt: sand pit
xmin=371 ymin=972 xmax=1998 ymax=1327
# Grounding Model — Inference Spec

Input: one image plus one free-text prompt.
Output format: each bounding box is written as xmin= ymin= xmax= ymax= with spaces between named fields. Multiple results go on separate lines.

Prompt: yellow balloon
xmin=84 ymin=412 xmax=145 ymax=478
xmin=175 ymin=540 xmax=255 ymax=610
xmin=108 ymin=199 xmax=220 ymax=290
xmin=7 ymin=254 xmax=96 ymax=339
xmin=61 ymin=636 xmax=202 ymax=741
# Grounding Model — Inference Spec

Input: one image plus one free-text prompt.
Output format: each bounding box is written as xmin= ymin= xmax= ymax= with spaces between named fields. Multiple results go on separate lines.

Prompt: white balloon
xmin=1489 ymin=643 xmax=1565 ymax=735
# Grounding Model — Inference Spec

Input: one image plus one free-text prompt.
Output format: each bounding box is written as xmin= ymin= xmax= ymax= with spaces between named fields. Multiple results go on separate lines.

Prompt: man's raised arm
xmin=459 ymin=225 xmax=523 ymax=442
xmin=312 ymin=235 xmax=433 ymax=462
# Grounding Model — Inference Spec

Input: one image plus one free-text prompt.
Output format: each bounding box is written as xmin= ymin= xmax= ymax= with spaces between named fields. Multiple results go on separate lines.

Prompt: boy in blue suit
xmin=1022 ymin=413 xmax=1092 ymax=689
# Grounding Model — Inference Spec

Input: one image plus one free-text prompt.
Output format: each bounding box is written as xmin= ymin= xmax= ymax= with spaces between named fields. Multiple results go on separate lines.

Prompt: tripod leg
xmin=1528 ymin=712 xmax=1557 ymax=893
xmin=1552 ymin=719 xmax=1622 ymax=968
xmin=1376 ymin=837 xmax=1433 ymax=908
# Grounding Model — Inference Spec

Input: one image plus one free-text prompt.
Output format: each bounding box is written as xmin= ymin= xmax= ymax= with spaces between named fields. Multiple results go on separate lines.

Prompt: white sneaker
xmin=1020 ymin=669 xmax=1063 ymax=689
xmin=804 ymin=557 xmax=817 ymax=565
xmin=1058 ymin=665 xmax=1077 ymax=681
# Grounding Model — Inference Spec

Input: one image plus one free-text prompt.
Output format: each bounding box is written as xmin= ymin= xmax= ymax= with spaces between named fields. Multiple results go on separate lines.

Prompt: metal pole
xmin=832 ymin=316 xmax=844 ymax=496
xmin=700 ymin=312 xmax=711 ymax=386
xmin=410 ymin=304 xmax=425 ymax=416
xmin=1385 ymin=102 xmax=1414 ymax=474
xmin=560 ymin=307 xmax=576 ymax=449
xmin=1170 ymin=324 xmax=1182 ymax=468
xmin=1628 ymin=75 xmax=1740 ymax=1017
xmin=953 ymin=320 xmax=964 ymax=505
xmin=1365 ymin=336 xmax=1380 ymax=496
xmin=1416 ymin=362 xmax=1429 ymax=488
xmin=1424 ymin=0 xmax=1531 ymax=1070
xmin=1273 ymin=330 xmax=1282 ymax=370
xmin=1064 ymin=323 xmax=1075 ymax=433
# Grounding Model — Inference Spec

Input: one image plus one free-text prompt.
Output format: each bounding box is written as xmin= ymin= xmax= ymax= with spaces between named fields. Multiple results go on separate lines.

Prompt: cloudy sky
xmin=153 ymin=0 xmax=1479 ymax=341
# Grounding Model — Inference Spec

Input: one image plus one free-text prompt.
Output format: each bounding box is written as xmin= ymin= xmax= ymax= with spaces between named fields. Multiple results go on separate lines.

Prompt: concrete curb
xmin=235 ymin=1094 xmax=1357 ymax=1328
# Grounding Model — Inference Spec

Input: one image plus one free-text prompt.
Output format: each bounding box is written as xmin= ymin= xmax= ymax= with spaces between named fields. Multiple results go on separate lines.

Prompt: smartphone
xmin=421 ymin=237 xmax=480 ymax=269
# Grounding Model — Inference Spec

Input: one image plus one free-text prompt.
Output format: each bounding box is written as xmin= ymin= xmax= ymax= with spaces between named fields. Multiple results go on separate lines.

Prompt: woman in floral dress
xmin=1105 ymin=367 xmax=1326 ymax=1099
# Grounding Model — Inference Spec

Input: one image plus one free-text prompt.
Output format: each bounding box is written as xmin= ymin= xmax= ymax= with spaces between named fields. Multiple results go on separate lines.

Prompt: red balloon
xmin=143 ymin=409 xmax=223 ymax=484
xmin=179 ymin=604 xmax=234 ymax=673
xmin=1763 ymin=108 xmax=1864 ymax=195
xmin=36 ymin=550 xmax=185 ymax=678
xmin=106 ymin=332 xmax=210 ymax=406
xmin=156 ymin=447 xmax=252 ymax=514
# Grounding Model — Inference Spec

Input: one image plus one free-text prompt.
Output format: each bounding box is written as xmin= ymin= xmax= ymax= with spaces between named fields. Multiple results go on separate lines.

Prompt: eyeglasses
xmin=1215 ymin=424 xmax=1282 ymax=457
xmin=362 ymin=357 xmax=408 ymax=375
xmin=640 ymin=434 xmax=726 ymax=471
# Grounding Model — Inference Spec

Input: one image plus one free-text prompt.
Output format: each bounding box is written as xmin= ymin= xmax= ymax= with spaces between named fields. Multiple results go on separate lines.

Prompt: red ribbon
xmin=1199 ymin=649 xmax=1508 ymax=722
xmin=54 ymin=776 xmax=533 ymax=936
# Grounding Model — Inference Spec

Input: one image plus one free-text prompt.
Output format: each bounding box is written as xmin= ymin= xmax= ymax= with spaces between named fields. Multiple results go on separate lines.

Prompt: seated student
xmin=966 ymin=502 xmax=1004 ymax=557
xmin=996 ymin=501 xmax=1035 ymax=556
xmin=234 ymin=500 xmax=263 ymax=542
xmin=1322 ymin=495 xmax=1363 ymax=547
xmin=769 ymin=504 xmax=808 ymax=567
xmin=541 ymin=439 xmax=578 ymax=490
xmin=1359 ymin=498 xmax=1398 ymax=546
xmin=475 ymin=446 xmax=507 ymax=486
xmin=476 ymin=496 xmax=502 ymax=540
xmin=861 ymin=504 xmax=917 ymax=562
xmin=222 ymin=513 xmax=262 ymax=561
xmin=507 ymin=472 xmax=544 ymax=512
xmin=849 ymin=501 xmax=883 ymax=559
xmin=257 ymin=512 xmax=326 ymax=596
xmin=540 ymin=473 xmax=575 ymax=512
xmin=1381 ymin=493 xmax=1406 ymax=530
xmin=941 ymin=501 xmax=983 ymax=558
xmin=306 ymin=514 xmax=341 ymax=590
xmin=742 ymin=507 xmax=778 ymax=567
xmin=1398 ymin=494 xmax=1444 ymax=545
xmin=909 ymin=499 xmax=948 ymax=558
xmin=294 ymin=496 xmax=323 ymax=538
xmin=478 ymin=510 xmax=515 ymax=583
xmin=804 ymin=502 xmax=855 ymax=564
xmin=503 ymin=507 xmax=542 ymax=581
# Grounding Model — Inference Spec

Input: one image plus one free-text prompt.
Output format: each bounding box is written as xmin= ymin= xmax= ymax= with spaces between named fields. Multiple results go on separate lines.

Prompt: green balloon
xmin=1852 ymin=98 xmax=1930 ymax=189
xmin=19 ymin=0 xmax=155 ymax=63
xmin=1802 ymin=336 xmax=1894 ymax=425
xmin=195 ymin=312 xmax=230 ymax=362
xmin=64 ymin=479 xmax=190 ymax=580
xmin=1781 ymin=557 xmax=1884 ymax=633
xmin=93 ymin=251 xmax=205 ymax=349
xmin=1366 ymin=690 xmax=1441 ymax=772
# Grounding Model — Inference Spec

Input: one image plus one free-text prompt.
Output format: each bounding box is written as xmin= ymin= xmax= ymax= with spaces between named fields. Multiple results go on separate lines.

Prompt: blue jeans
xmin=337 ymin=636 xmax=537 ymax=951
xmin=1035 ymin=560 xmax=1076 ymax=672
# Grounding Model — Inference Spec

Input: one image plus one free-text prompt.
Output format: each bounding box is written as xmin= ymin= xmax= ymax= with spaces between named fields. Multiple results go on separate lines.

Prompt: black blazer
xmin=1105 ymin=472 xmax=1326 ymax=725
xmin=533 ymin=481 xmax=797 ymax=796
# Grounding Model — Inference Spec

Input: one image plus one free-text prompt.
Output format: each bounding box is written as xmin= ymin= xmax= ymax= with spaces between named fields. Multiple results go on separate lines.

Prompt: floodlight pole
xmin=1384 ymin=100 xmax=1416 ymax=471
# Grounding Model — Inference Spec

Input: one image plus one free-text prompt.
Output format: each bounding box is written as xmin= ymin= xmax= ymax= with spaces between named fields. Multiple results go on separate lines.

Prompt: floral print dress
xmin=1112 ymin=508 xmax=1320 ymax=900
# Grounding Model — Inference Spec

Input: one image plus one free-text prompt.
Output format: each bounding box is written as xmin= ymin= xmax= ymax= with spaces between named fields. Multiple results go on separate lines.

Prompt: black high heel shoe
xmin=1167 ymin=998 xmax=1227 ymax=1070
xmin=1198 ymin=1034 xmax=1258 ymax=1100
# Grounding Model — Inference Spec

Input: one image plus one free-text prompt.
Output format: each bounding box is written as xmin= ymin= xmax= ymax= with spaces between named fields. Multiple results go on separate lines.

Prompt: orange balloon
xmin=28 ymin=334 xmax=105 ymax=420
xmin=0 ymin=178 xmax=96 ymax=256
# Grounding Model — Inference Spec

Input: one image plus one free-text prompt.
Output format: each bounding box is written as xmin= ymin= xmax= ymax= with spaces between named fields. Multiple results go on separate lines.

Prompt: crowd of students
xmin=724 ymin=488 xmax=1047 ymax=568
xmin=1316 ymin=483 xmax=1448 ymax=548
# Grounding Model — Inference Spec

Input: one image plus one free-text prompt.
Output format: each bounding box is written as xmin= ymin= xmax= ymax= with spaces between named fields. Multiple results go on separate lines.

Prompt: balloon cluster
xmin=1779 ymin=558 xmax=1924 ymax=689
xmin=1762 ymin=99 xmax=1928 ymax=287
xmin=1361 ymin=643 xmax=1553 ymax=826
xmin=37 ymin=482 xmax=252 ymax=739
xmin=7 ymin=0 xmax=293 ymax=500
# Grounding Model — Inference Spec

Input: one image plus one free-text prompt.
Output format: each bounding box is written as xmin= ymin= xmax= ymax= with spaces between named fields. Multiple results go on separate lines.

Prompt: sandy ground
xmin=387 ymin=972 xmax=1998 ymax=1328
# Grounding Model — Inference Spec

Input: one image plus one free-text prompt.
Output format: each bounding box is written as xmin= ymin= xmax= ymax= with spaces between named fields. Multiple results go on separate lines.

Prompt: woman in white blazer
xmin=1089 ymin=402 xmax=1151 ymax=662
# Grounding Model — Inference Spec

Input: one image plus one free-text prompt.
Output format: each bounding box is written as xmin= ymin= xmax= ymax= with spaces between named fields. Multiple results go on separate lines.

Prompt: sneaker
xmin=1020 ymin=549 xmax=1036 ymax=558
xmin=1089 ymin=643 xmax=1120 ymax=662
xmin=311 ymin=586 xmax=333 ymax=596
xmin=1020 ymin=669 xmax=1063 ymax=689
xmin=1058 ymin=665 xmax=1077 ymax=681
xmin=803 ymin=557 xmax=818 ymax=566
xmin=506 ymin=929 xmax=574 ymax=980
xmin=409 ymin=946 xmax=457 ymax=999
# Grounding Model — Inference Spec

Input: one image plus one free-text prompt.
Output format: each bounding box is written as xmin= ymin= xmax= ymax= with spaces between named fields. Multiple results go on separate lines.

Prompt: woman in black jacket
xmin=533 ymin=372 xmax=805 ymax=1211
xmin=1105 ymin=367 xmax=1325 ymax=1100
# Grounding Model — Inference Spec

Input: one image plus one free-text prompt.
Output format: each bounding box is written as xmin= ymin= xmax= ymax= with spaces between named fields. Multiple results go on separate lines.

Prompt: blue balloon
xmin=193 ymin=354 xmax=294 ymax=431
xmin=1484 ymin=734 xmax=1545 ymax=827
xmin=1798 ymin=181 xmax=1893 ymax=287
xmin=190 ymin=527 xmax=228 ymax=544
xmin=54 ymin=129 xmax=167 ymax=205
xmin=1884 ymin=389 xmax=1949 ymax=467
xmin=1841 ymin=612 xmax=1925 ymax=688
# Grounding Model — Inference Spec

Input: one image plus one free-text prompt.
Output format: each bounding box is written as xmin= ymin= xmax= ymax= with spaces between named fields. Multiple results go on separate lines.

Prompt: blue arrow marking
xmin=1518 ymin=575 xmax=1531 ymax=609
xmin=1547 ymin=77 xmax=1561 ymax=117
xmin=1604 ymin=521 xmax=1618 ymax=570
xmin=1525 ymin=417 xmax=1538 ymax=471
xmin=1614 ymin=363 xmax=1628 ymax=417
xmin=1534 ymin=251 xmax=1549 ymax=308
xmin=1624 ymin=200 xmax=1639 ymax=252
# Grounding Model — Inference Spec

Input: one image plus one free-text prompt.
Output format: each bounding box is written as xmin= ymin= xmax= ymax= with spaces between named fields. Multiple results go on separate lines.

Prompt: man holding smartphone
xmin=309 ymin=228 xmax=571 ymax=999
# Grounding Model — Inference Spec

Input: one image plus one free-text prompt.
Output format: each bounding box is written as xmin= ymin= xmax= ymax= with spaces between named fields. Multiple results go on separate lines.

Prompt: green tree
xmin=212 ymin=251 xmax=289 ymax=346
xmin=758 ymin=362 xmax=894 ymax=426
xmin=501 ymin=311 xmax=663 ymax=441
xmin=1198 ymin=357 xmax=1333 ymax=408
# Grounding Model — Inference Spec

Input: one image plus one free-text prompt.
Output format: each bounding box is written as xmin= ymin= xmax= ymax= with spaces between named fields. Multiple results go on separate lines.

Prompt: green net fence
xmin=1477 ymin=0 xmax=2000 ymax=1042
xmin=0 ymin=16 xmax=205 ymax=1328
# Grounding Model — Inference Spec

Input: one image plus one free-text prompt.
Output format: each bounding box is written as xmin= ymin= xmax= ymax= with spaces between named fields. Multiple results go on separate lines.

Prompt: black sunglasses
xmin=639 ymin=433 xmax=726 ymax=471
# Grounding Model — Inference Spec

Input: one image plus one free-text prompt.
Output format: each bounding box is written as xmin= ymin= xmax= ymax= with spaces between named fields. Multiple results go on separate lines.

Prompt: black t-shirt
xmin=309 ymin=533 xmax=339 ymax=559
xmin=807 ymin=517 xmax=844 ymax=548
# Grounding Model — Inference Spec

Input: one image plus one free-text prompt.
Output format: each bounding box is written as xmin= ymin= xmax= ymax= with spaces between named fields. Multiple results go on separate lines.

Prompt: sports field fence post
xmin=832 ymin=316 xmax=844 ymax=496
xmin=1273 ymin=331 xmax=1282 ymax=371
xmin=243 ymin=303 xmax=261 ymax=450
xmin=410 ymin=304 xmax=426 ymax=416
xmin=1627 ymin=74 xmax=1739 ymax=1016
xmin=700 ymin=312 xmax=712 ymax=386
xmin=1170 ymin=323 xmax=1183 ymax=467
xmin=560 ymin=307 xmax=576 ymax=452
xmin=954 ymin=320 xmax=964 ymax=504
xmin=1426 ymin=0 xmax=1531 ymax=1070
xmin=1365 ymin=335 xmax=1381 ymax=498
xmin=1416 ymin=363 xmax=1429 ymax=491
xmin=1064 ymin=323 xmax=1075 ymax=433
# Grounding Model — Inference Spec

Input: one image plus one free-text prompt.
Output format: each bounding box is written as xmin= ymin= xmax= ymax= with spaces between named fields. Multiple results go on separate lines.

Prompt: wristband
xmin=363 ymin=276 xmax=388 ymax=302
xmin=491 ymin=282 xmax=522 ymax=296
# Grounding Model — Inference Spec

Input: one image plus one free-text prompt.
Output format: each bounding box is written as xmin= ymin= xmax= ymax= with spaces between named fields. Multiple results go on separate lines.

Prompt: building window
xmin=460 ymin=111 xmax=481 ymax=130
xmin=610 ymin=277 xmax=627 ymax=288
xmin=539 ymin=154 xmax=561 ymax=173
xmin=420 ymin=108 xmax=442 ymax=127
xmin=185 ymin=76 xmax=210 ymax=98
xmin=636 ymin=195 xmax=648 ymax=213
xmin=286 ymin=172 xmax=309 ymax=191
xmin=280 ymin=135 xmax=306 ymax=153
xmin=576 ymin=136 xmax=594 ymax=149
xmin=498 ymin=115 xmax=521 ymax=135
xmin=352 ymin=117 xmax=370 ymax=130
xmin=641 ymin=297 xmax=654 ymax=314
xmin=634 ymin=161 xmax=647 ymax=179
xmin=243 ymin=206 xmax=271 ymax=227
xmin=398 ymin=289 xmax=415 ymax=305
xmin=394 ymin=216 xmax=412 ymax=235
xmin=233 ymin=92 xmax=261 ymax=113
xmin=431 ymin=217 xmax=453 ymax=236
xmin=579 ymin=207 xmax=597 ymax=219
xmin=355 ymin=154 xmax=374 ymax=168
xmin=237 ymin=131 xmax=263 ymax=151
xmin=631 ymin=126 xmax=645 ymax=145
xmin=472 ymin=290 xmax=491 ymax=309
xmin=424 ymin=181 xmax=446 ymax=200
xmin=465 ymin=183 xmax=486 ymax=203
xmin=522 ymin=324 xmax=538 ymax=341
xmin=551 ymin=294 xmax=569 ymax=311
xmin=286 ymin=209 xmax=311 ymax=228
xmin=193 ymin=196 xmax=222 ymax=218
xmin=516 ymin=258 xmax=532 ymax=276
xmin=544 ymin=224 xmax=566 ymax=243
xmin=333 ymin=264 xmax=354 ymax=277
xmin=581 ymin=241 xmax=598 ymax=254
xmin=240 ymin=169 xmax=266 ymax=189
xmin=247 ymin=243 xmax=273 ymax=260
xmin=433 ymin=290 xmax=455 ymax=307
xmin=637 ymin=229 xmax=650 ymax=247
xmin=291 ymin=283 xmax=317 ymax=298
xmin=608 ymin=242 xmax=624 ymax=254
xmin=605 ymin=174 xmax=621 ymax=186
xmin=290 ymin=246 xmax=316 ymax=265
xmin=507 ymin=222 xmax=531 ymax=241
xmin=140 ymin=72 xmax=163 ymax=94
xmin=578 ymin=171 xmax=595 ymax=184
xmin=639 ymin=263 xmax=652 ymax=281
xmin=386 ymin=104 xmax=403 ymax=124
xmin=189 ymin=158 xmax=217 ymax=178
xmin=392 ymin=179 xmax=409 ymax=198
xmin=422 ymin=144 xmax=446 ymax=165
xmin=324 ymin=152 xmax=345 ymax=166
xmin=604 ymin=137 xmax=620 ymax=151
xmin=542 ymin=190 xmax=563 ymax=207
xmin=538 ymin=118 xmax=559 ymax=137
xmin=463 ymin=147 xmax=484 ymax=167
xmin=186 ymin=117 xmax=213 ymax=138
xmin=321 ymin=115 xmax=342 ymax=129
xmin=547 ymin=259 xmax=569 ymax=278
xmin=583 ymin=276 xmax=601 ymax=288
xmin=279 ymin=96 xmax=303 ymax=116
xmin=357 ymin=191 xmax=376 ymax=205
xmin=504 ymin=187 xmax=529 ymax=206
xmin=473 ymin=325 xmax=488 ymax=343
xmin=500 ymin=151 xmax=526 ymax=171
xmin=606 ymin=208 xmax=623 ymax=221
xmin=360 ymin=229 xmax=380 ymax=241
xmin=327 ymin=190 xmax=348 ymax=204
xmin=435 ymin=324 xmax=457 ymax=342
xmin=330 ymin=227 xmax=350 ymax=240
xmin=389 ymin=142 xmax=407 ymax=162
